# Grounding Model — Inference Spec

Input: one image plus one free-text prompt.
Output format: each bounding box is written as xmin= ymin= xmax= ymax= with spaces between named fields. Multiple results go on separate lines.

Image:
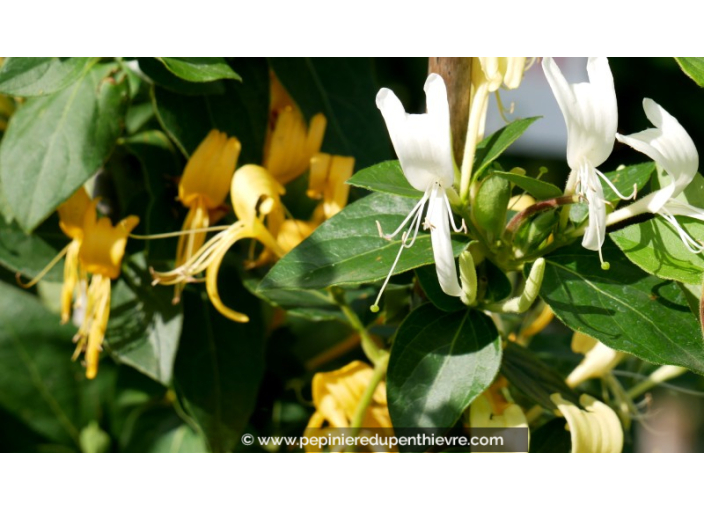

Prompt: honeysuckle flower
xmin=264 ymin=72 xmax=327 ymax=185
xmin=566 ymin=332 xmax=625 ymax=388
xmin=74 ymin=205 xmax=139 ymax=379
xmin=152 ymin=164 xmax=285 ymax=323
xmin=371 ymin=73 xmax=466 ymax=312
xmin=17 ymin=187 xmax=92 ymax=324
xmin=544 ymin=57 xmax=630 ymax=268
xmin=460 ymin=57 xmax=530 ymax=199
xmin=550 ymin=393 xmax=623 ymax=453
xmin=304 ymin=360 xmax=394 ymax=453
xmin=307 ymin=153 xmax=354 ymax=220
xmin=614 ymin=99 xmax=703 ymax=252
xmin=470 ymin=377 xmax=529 ymax=453
xmin=174 ymin=129 xmax=240 ymax=303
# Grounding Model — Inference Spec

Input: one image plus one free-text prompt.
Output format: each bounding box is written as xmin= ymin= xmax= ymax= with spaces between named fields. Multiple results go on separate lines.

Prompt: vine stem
xmin=337 ymin=299 xmax=384 ymax=365
xmin=346 ymin=352 xmax=389 ymax=452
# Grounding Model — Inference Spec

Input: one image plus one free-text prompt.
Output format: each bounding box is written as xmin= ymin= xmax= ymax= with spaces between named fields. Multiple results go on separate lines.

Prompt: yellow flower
xmin=152 ymin=164 xmax=285 ymax=323
xmin=73 ymin=205 xmax=139 ymax=379
xmin=566 ymin=332 xmax=625 ymax=388
xmin=308 ymin=153 xmax=354 ymax=220
xmin=469 ymin=377 xmax=529 ymax=452
xmin=305 ymin=360 xmax=393 ymax=453
xmin=17 ymin=187 xmax=92 ymax=324
xmin=550 ymin=393 xmax=623 ymax=453
xmin=263 ymin=72 xmax=327 ymax=185
xmin=173 ymin=129 xmax=241 ymax=303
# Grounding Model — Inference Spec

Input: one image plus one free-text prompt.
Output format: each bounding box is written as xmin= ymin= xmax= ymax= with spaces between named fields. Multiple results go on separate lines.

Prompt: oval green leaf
xmin=387 ymin=304 xmax=501 ymax=430
xmin=158 ymin=57 xmax=241 ymax=82
xmin=0 ymin=63 xmax=129 ymax=232
xmin=0 ymin=57 xmax=96 ymax=96
xmin=258 ymin=192 xmax=468 ymax=292
xmin=539 ymin=240 xmax=704 ymax=375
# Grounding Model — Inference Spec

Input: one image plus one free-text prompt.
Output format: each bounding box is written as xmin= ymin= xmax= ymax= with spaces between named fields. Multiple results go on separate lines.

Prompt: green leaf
xmin=0 ymin=281 xmax=88 ymax=447
xmin=120 ymin=131 xmax=183 ymax=263
xmin=415 ymin=265 xmax=464 ymax=313
xmin=0 ymin=63 xmax=129 ymax=232
xmin=0 ymin=57 xmax=96 ymax=96
xmin=122 ymin=406 xmax=207 ymax=453
xmin=501 ymin=342 xmax=578 ymax=410
xmin=159 ymin=58 xmax=241 ymax=82
xmin=153 ymin=58 xmax=268 ymax=164
xmin=346 ymin=160 xmax=422 ymax=199
xmin=269 ymin=58 xmax=391 ymax=168
xmin=174 ymin=259 xmax=265 ymax=452
xmin=258 ymin=192 xmax=468 ymax=291
xmin=473 ymin=117 xmax=539 ymax=178
xmin=138 ymin=58 xmax=226 ymax=96
xmin=106 ymin=255 xmax=183 ymax=386
xmin=538 ymin=240 xmax=704 ymax=374
xmin=387 ymin=304 xmax=501 ymax=430
xmin=0 ymin=216 xmax=65 ymax=282
xmin=493 ymin=171 xmax=562 ymax=200
xmin=611 ymin=216 xmax=704 ymax=285
xmin=675 ymin=57 xmax=704 ymax=87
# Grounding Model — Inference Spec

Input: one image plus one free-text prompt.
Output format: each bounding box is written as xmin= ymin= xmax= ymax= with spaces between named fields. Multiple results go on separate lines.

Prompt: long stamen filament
xmin=595 ymin=169 xmax=638 ymax=201
xmin=370 ymin=231 xmax=410 ymax=314
xmin=16 ymin=242 xmax=71 ymax=288
xmin=443 ymin=190 xmax=467 ymax=233
xmin=129 ymin=225 xmax=230 ymax=240
xmin=660 ymin=213 xmax=704 ymax=253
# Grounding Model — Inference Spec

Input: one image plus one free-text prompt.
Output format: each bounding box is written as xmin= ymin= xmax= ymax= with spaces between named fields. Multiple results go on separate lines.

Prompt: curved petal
xmin=429 ymin=189 xmax=461 ymax=296
xmin=580 ymin=166 xmax=607 ymax=253
xmin=543 ymin=57 xmax=617 ymax=170
xmin=662 ymin=200 xmax=704 ymax=221
xmin=376 ymin=73 xmax=454 ymax=191
xmin=616 ymin=98 xmax=699 ymax=212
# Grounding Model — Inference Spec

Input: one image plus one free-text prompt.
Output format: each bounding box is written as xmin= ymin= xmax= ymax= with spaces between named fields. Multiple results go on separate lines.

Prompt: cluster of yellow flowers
xmin=27 ymin=72 xmax=353 ymax=378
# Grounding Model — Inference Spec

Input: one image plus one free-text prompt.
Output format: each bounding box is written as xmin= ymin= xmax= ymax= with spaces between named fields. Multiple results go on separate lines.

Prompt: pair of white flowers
xmin=372 ymin=58 xmax=703 ymax=308
xmin=544 ymin=56 xmax=702 ymax=260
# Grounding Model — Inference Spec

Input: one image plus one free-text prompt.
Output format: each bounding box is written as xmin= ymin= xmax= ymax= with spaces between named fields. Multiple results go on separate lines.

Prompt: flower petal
xmin=376 ymin=73 xmax=454 ymax=191
xmin=429 ymin=189 xmax=461 ymax=297
xmin=543 ymin=57 xmax=617 ymax=170
xmin=581 ymin=166 xmax=606 ymax=253
xmin=616 ymin=98 xmax=699 ymax=212
xmin=662 ymin=200 xmax=704 ymax=221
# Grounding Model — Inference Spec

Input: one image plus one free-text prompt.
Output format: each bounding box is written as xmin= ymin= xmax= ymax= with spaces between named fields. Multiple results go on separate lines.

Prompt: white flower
xmin=371 ymin=73 xmax=465 ymax=311
xmin=543 ymin=57 xmax=630 ymax=268
xmin=616 ymin=98 xmax=703 ymax=252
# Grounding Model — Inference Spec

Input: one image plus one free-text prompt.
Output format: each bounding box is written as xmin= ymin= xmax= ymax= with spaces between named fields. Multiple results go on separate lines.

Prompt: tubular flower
xmin=550 ymin=393 xmax=623 ymax=453
xmin=543 ymin=57 xmax=627 ymax=268
xmin=308 ymin=153 xmax=355 ymax=220
xmin=152 ymin=165 xmax=285 ymax=323
xmin=304 ymin=360 xmax=394 ymax=453
xmin=174 ymin=129 xmax=241 ymax=303
xmin=460 ymin=57 xmax=529 ymax=199
xmin=469 ymin=377 xmax=529 ymax=453
xmin=74 ymin=206 xmax=139 ymax=379
xmin=614 ymin=99 xmax=703 ymax=252
xmin=17 ymin=187 xmax=92 ymax=325
xmin=264 ymin=72 xmax=327 ymax=185
xmin=372 ymin=73 xmax=467 ymax=312
xmin=566 ymin=332 xmax=625 ymax=388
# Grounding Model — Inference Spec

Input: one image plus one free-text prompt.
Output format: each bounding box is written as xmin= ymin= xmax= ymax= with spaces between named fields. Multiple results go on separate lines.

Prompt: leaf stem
xmin=346 ymin=352 xmax=389 ymax=451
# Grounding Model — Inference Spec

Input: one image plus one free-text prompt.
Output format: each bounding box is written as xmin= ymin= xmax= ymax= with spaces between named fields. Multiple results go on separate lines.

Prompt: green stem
xmin=346 ymin=353 xmax=389 ymax=452
xmin=333 ymin=290 xmax=384 ymax=365
xmin=626 ymin=366 xmax=688 ymax=399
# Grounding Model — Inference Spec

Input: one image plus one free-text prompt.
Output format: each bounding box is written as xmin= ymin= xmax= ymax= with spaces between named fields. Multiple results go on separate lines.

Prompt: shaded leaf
xmin=0 ymin=216 xmax=65 ymax=282
xmin=473 ymin=117 xmax=539 ymax=178
xmin=0 ymin=281 xmax=87 ymax=447
xmin=174 ymin=258 xmax=265 ymax=452
xmin=415 ymin=264 xmax=464 ymax=313
xmin=538 ymin=241 xmax=704 ymax=374
xmin=269 ymin=58 xmax=391 ymax=168
xmin=387 ymin=304 xmax=501 ymax=430
xmin=106 ymin=254 xmax=183 ymax=386
xmin=493 ymin=171 xmax=562 ymax=200
xmin=153 ymin=58 xmax=268 ymax=164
